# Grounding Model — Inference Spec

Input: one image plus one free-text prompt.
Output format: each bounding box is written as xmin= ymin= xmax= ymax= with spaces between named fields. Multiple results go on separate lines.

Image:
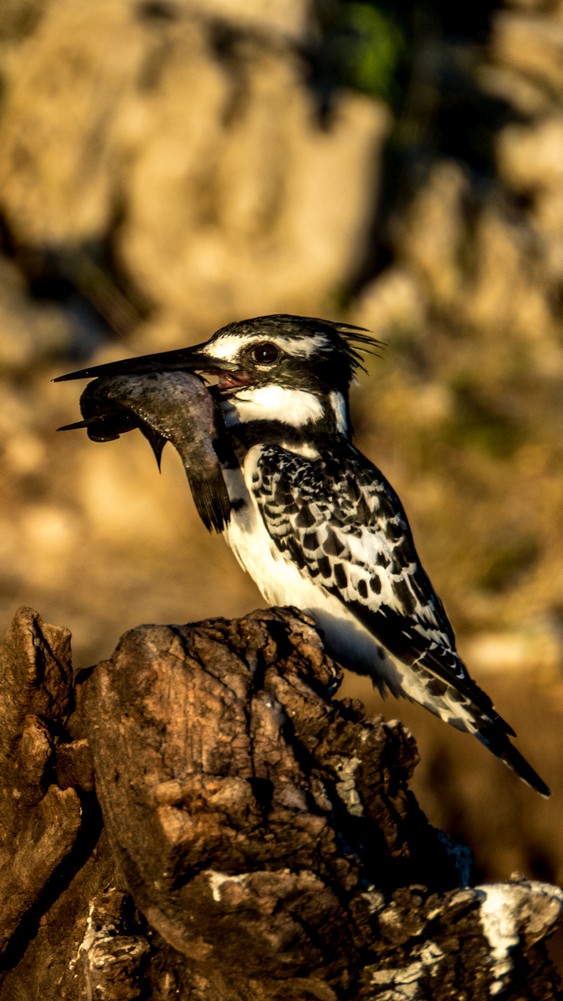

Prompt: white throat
xmin=222 ymin=384 xmax=325 ymax=428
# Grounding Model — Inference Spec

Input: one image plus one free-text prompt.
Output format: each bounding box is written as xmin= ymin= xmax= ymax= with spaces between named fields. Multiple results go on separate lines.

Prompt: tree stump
xmin=0 ymin=606 xmax=561 ymax=1000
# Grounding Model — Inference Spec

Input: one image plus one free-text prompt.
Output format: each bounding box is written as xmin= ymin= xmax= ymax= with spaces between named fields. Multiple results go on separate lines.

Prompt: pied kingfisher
xmin=57 ymin=314 xmax=549 ymax=795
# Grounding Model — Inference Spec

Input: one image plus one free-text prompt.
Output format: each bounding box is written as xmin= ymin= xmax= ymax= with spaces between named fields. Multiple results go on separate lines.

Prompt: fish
xmin=58 ymin=371 xmax=233 ymax=533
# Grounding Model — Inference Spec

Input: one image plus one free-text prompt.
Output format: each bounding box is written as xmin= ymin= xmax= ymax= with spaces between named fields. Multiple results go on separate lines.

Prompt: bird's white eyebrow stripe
xmin=203 ymin=333 xmax=329 ymax=361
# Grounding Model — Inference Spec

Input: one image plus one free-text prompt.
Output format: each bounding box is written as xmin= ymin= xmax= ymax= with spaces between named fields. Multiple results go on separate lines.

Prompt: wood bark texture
xmin=0 ymin=605 xmax=561 ymax=1000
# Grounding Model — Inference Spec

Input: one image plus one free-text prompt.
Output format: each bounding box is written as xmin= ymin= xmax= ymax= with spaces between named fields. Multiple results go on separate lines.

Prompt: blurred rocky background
xmin=1 ymin=0 xmax=562 ymax=911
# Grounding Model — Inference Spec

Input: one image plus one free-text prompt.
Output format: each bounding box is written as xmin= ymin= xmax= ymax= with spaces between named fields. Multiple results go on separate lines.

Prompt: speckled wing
xmin=251 ymin=441 xmax=511 ymax=730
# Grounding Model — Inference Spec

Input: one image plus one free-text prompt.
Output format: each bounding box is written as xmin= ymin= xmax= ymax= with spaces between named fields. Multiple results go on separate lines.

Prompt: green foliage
xmin=323 ymin=3 xmax=406 ymax=104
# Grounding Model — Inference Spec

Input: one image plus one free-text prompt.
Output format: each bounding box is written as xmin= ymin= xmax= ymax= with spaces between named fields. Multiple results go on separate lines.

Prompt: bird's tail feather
xmin=382 ymin=661 xmax=550 ymax=796
xmin=475 ymin=725 xmax=550 ymax=797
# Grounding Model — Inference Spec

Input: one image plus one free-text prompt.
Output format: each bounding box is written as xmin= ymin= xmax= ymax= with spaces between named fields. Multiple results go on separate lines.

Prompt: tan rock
xmin=497 ymin=115 xmax=563 ymax=193
xmin=397 ymin=161 xmax=470 ymax=307
xmin=491 ymin=11 xmax=563 ymax=92
xmin=0 ymin=0 xmax=390 ymax=326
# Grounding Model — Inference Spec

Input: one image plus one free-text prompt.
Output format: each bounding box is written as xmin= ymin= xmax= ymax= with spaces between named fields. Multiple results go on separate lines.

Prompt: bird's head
xmin=56 ymin=314 xmax=382 ymax=438
xmin=193 ymin=315 xmax=381 ymax=436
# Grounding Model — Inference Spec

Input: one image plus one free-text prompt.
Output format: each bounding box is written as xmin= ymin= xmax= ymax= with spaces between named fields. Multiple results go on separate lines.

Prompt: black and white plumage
xmin=56 ymin=314 xmax=550 ymax=796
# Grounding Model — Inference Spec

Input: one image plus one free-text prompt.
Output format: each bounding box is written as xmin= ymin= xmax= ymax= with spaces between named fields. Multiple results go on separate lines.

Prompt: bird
xmin=56 ymin=314 xmax=550 ymax=796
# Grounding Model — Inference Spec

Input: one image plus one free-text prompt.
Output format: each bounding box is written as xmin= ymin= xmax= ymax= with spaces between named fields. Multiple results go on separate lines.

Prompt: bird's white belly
xmin=222 ymin=478 xmax=394 ymax=687
xmin=221 ymin=450 xmax=435 ymax=705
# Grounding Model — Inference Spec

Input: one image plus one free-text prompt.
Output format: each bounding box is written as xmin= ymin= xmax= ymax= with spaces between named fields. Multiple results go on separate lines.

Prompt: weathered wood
xmin=0 ymin=606 xmax=561 ymax=1000
xmin=0 ymin=607 xmax=82 ymax=956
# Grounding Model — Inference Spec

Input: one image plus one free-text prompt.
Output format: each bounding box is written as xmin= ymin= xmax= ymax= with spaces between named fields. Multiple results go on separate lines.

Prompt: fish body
xmin=62 ymin=371 xmax=232 ymax=533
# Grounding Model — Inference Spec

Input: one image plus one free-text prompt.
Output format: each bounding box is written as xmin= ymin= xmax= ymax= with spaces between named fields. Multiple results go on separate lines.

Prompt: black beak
xmin=53 ymin=343 xmax=235 ymax=382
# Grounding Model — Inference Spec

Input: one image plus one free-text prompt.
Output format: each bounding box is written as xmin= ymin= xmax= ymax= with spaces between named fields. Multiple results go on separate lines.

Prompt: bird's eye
xmin=249 ymin=342 xmax=281 ymax=366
